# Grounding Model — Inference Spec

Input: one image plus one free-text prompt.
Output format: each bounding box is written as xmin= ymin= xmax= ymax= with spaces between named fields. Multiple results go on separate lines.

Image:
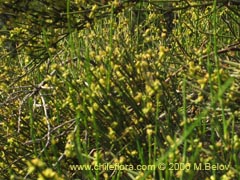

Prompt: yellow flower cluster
xmin=27 ymin=158 xmax=64 ymax=180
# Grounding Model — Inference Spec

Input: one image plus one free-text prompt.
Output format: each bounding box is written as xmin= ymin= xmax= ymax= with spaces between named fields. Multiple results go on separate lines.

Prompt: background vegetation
xmin=0 ymin=0 xmax=239 ymax=179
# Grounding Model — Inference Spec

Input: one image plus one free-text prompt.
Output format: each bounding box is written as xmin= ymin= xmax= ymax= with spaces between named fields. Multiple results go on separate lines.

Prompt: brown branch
xmin=201 ymin=41 xmax=240 ymax=59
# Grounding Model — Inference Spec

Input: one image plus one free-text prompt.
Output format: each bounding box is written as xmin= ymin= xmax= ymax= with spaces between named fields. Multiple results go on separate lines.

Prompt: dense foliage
xmin=0 ymin=0 xmax=239 ymax=179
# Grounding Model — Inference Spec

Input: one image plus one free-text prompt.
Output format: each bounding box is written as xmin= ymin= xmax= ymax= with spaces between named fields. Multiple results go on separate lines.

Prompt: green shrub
xmin=0 ymin=1 xmax=239 ymax=179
